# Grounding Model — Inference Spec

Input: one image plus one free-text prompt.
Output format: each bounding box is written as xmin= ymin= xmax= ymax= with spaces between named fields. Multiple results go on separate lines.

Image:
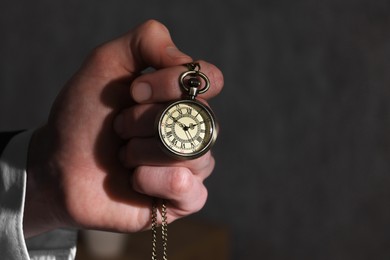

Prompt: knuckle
xmin=133 ymin=20 xmax=169 ymax=46
xmin=88 ymin=44 xmax=113 ymax=67
xmin=190 ymin=152 xmax=215 ymax=176
xmin=168 ymin=168 xmax=193 ymax=197
xmin=131 ymin=19 xmax=170 ymax=69
xmin=181 ymin=184 xmax=208 ymax=215
xmin=193 ymin=187 xmax=208 ymax=213
xmin=140 ymin=19 xmax=168 ymax=34
xmin=84 ymin=44 xmax=119 ymax=76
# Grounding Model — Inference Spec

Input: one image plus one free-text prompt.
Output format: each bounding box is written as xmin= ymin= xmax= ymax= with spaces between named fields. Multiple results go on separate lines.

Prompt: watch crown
xmin=187 ymin=77 xmax=201 ymax=99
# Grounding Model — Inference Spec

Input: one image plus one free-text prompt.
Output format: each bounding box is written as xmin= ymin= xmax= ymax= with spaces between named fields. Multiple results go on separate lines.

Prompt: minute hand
xmin=183 ymin=130 xmax=195 ymax=146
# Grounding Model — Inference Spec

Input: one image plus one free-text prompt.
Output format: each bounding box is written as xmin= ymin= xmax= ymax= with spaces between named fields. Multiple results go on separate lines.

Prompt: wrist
xmin=24 ymin=126 xmax=64 ymax=237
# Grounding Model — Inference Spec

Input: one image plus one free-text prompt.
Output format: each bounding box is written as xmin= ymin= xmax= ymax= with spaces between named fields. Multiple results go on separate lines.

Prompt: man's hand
xmin=24 ymin=20 xmax=223 ymax=237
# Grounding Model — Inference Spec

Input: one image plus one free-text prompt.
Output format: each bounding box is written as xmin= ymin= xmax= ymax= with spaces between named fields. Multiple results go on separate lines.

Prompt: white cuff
xmin=26 ymin=228 xmax=77 ymax=260
xmin=0 ymin=131 xmax=77 ymax=260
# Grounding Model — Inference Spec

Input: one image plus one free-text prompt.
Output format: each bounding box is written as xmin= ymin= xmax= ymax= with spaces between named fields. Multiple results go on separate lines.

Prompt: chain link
xmin=151 ymin=201 xmax=158 ymax=260
xmin=185 ymin=62 xmax=201 ymax=72
xmin=161 ymin=201 xmax=168 ymax=260
xmin=152 ymin=199 xmax=168 ymax=260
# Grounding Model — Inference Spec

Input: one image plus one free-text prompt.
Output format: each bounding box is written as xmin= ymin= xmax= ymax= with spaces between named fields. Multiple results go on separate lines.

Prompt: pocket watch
xmin=157 ymin=63 xmax=218 ymax=160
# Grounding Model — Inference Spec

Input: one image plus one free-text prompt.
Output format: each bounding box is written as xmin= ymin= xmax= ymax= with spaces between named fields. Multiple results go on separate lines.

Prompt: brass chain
xmin=152 ymin=199 xmax=168 ymax=260
xmin=151 ymin=63 xmax=207 ymax=260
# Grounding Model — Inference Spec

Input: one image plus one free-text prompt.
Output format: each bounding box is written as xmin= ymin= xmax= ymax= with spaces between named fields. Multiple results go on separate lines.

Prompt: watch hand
xmin=177 ymin=119 xmax=191 ymax=131
xmin=184 ymin=130 xmax=193 ymax=144
xmin=172 ymin=117 xmax=186 ymax=129
xmin=189 ymin=123 xmax=198 ymax=130
xmin=181 ymin=123 xmax=196 ymax=147
xmin=186 ymin=130 xmax=196 ymax=145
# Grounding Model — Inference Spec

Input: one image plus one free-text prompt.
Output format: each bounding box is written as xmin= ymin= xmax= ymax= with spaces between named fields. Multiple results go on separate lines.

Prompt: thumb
xmin=79 ymin=20 xmax=193 ymax=80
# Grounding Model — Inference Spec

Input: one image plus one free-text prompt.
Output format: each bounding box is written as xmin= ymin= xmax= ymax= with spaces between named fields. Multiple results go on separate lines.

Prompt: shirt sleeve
xmin=0 ymin=130 xmax=78 ymax=260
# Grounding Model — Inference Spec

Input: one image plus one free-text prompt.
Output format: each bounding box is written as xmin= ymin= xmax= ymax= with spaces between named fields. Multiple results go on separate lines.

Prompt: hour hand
xmin=172 ymin=117 xmax=186 ymax=129
xmin=189 ymin=123 xmax=198 ymax=130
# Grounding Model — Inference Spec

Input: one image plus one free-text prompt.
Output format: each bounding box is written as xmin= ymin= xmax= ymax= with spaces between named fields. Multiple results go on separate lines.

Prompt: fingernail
xmin=132 ymin=82 xmax=152 ymax=102
xmin=114 ymin=114 xmax=124 ymax=135
xmin=166 ymin=46 xmax=186 ymax=59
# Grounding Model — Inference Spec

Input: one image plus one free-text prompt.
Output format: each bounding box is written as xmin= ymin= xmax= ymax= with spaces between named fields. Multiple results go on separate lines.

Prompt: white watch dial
xmin=158 ymin=100 xmax=217 ymax=159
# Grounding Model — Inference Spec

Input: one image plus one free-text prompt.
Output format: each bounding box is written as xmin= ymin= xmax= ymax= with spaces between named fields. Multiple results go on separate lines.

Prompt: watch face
xmin=157 ymin=100 xmax=217 ymax=159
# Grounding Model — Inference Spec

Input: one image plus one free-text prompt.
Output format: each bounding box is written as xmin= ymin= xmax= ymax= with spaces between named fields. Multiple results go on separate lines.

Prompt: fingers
xmin=95 ymin=21 xmax=221 ymax=219
xmin=78 ymin=18 xmax=224 ymax=104
xmin=132 ymin=166 xmax=209 ymax=215
xmin=79 ymin=20 xmax=193 ymax=80
xmin=120 ymin=137 xmax=215 ymax=178
xmin=114 ymin=103 xmax=164 ymax=138
xmin=114 ymin=99 xmax=214 ymax=139
xmin=131 ymin=61 xmax=224 ymax=103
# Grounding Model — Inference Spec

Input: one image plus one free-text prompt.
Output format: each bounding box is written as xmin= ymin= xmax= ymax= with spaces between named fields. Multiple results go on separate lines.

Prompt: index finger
xmin=78 ymin=20 xmax=193 ymax=80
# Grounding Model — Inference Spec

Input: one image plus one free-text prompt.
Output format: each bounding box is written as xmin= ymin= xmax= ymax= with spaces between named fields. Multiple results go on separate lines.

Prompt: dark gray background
xmin=1 ymin=0 xmax=390 ymax=259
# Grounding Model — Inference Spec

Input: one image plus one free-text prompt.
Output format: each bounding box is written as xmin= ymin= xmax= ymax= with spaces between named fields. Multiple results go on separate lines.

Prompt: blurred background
xmin=1 ymin=0 xmax=390 ymax=259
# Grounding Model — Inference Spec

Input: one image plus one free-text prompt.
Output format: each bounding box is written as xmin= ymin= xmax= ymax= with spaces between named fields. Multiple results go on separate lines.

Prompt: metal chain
xmin=151 ymin=201 xmax=158 ymax=260
xmin=185 ymin=62 xmax=201 ymax=72
xmin=161 ymin=201 xmax=168 ymax=260
xmin=152 ymin=199 xmax=168 ymax=260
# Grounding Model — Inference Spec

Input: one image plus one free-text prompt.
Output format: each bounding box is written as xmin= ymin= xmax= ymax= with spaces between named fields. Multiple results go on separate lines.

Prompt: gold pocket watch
xmin=153 ymin=63 xmax=218 ymax=259
xmin=157 ymin=63 xmax=218 ymax=160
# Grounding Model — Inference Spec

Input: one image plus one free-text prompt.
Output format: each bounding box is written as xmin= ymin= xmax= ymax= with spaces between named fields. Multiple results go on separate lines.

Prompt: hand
xmin=24 ymin=20 xmax=223 ymax=237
